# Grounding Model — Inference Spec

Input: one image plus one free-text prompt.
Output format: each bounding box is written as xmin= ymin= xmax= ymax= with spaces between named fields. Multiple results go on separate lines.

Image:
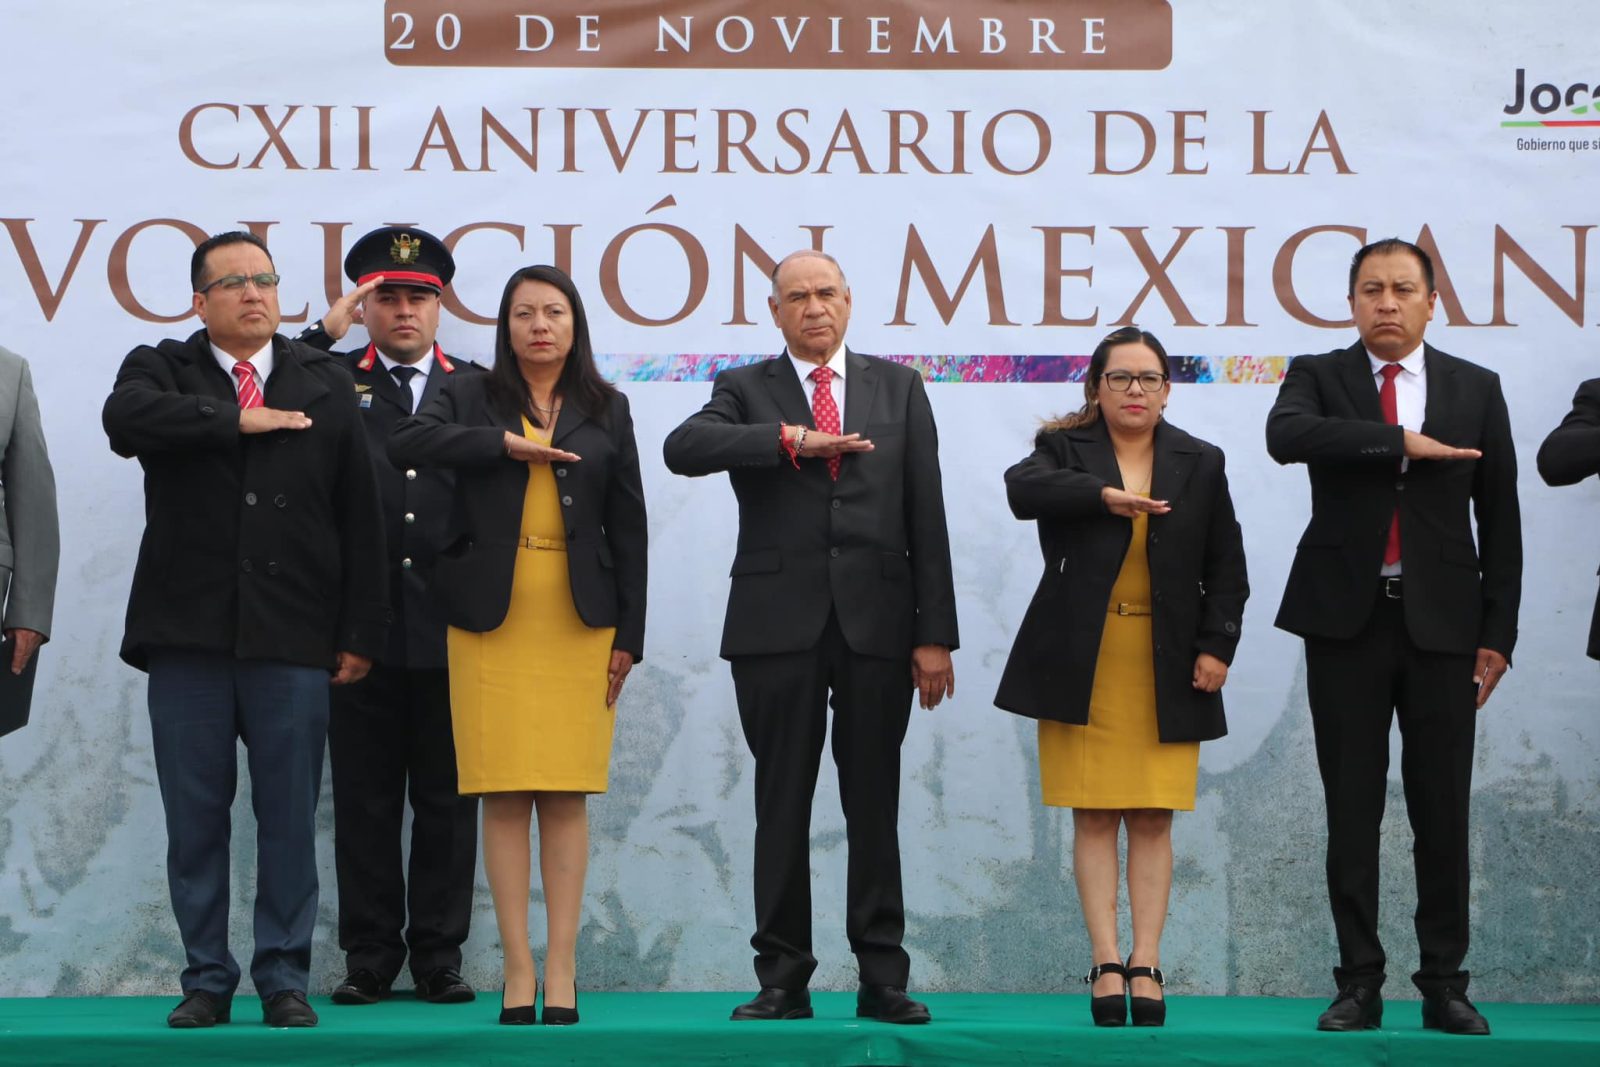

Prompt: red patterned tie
xmin=809 ymin=365 xmax=841 ymax=480
xmin=1379 ymin=363 xmax=1402 ymax=566
xmin=232 ymin=362 xmax=264 ymax=410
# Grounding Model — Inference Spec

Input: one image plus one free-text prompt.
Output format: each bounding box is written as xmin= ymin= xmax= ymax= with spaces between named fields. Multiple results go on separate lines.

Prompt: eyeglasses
xmin=1100 ymin=370 xmax=1169 ymax=392
xmin=198 ymin=272 xmax=281 ymax=294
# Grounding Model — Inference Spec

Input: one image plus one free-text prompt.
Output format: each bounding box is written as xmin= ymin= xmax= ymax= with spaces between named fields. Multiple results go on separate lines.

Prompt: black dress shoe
xmin=1316 ymin=985 xmax=1382 ymax=1031
xmin=856 ymin=984 xmax=932 ymax=1025
xmin=731 ymin=987 xmax=813 ymax=1020
xmin=331 ymin=969 xmax=392 ymax=1006
xmin=499 ymin=984 xmax=538 ymax=1026
xmin=1125 ymin=963 xmax=1166 ymax=1027
xmin=415 ymin=966 xmax=475 ymax=1004
xmin=1422 ymin=988 xmax=1490 ymax=1035
xmin=167 ymin=990 xmax=231 ymax=1028
xmin=1085 ymin=963 xmax=1127 ymax=1027
xmin=542 ymin=982 xmax=580 ymax=1026
xmin=262 ymin=989 xmax=319 ymax=1028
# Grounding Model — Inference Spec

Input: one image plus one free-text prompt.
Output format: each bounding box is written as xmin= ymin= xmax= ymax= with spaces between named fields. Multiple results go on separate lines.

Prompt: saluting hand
xmin=331 ymin=651 xmax=371 ymax=686
xmin=606 ymin=650 xmax=634 ymax=707
xmin=504 ymin=431 xmax=581 ymax=465
xmin=1101 ymin=487 xmax=1171 ymax=517
xmin=911 ymin=644 xmax=955 ymax=710
xmin=317 ymin=276 xmax=386 ymax=342
xmin=1403 ymin=430 xmax=1482 ymax=462
xmin=241 ymin=408 xmax=312 ymax=433
xmin=1192 ymin=652 xmax=1228 ymax=693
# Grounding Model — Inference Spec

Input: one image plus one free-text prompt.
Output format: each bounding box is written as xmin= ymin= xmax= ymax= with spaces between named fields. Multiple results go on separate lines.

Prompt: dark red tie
xmin=232 ymin=362 xmax=264 ymax=410
xmin=809 ymin=366 xmax=841 ymax=480
xmin=1379 ymin=363 xmax=1402 ymax=567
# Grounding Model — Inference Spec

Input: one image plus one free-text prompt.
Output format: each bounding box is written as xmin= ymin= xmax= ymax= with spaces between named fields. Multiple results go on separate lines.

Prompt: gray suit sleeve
xmin=0 ymin=351 xmax=59 ymax=637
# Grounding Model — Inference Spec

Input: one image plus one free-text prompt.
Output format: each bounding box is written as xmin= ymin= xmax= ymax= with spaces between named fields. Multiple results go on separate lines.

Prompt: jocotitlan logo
xmin=1501 ymin=68 xmax=1600 ymax=127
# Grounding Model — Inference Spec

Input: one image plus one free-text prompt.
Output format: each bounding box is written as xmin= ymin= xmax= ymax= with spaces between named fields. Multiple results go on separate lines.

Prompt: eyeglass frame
xmin=196 ymin=272 xmax=281 ymax=295
xmin=1098 ymin=370 xmax=1170 ymax=393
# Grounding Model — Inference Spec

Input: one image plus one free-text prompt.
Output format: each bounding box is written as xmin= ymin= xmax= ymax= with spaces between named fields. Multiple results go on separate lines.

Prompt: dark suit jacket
xmin=661 ymin=349 xmax=958 ymax=660
xmin=993 ymin=419 xmax=1246 ymax=742
xmin=387 ymin=373 xmax=647 ymax=660
xmin=101 ymin=330 xmax=389 ymax=671
xmin=1266 ymin=341 xmax=1522 ymax=658
xmin=1536 ymin=377 xmax=1600 ymax=659
xmin=326 ymin=344 xmax=485 ymax=670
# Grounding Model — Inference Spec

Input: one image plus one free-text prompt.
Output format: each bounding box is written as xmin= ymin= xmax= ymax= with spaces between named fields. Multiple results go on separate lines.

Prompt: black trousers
xmin=730 ymin=612 xmax=915 ymax=990
xmin=1304 ymin=591 xmax=1478 ymax=996
xmin=328 ymin=663 xmax=478 ymax=983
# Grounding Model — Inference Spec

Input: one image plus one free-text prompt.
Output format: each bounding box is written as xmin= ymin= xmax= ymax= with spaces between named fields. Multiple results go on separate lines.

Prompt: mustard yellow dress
xmin=1039 ymin=508 xmax=1199 ymax=810
xmin=447 ymin=418 xmax=617 ymax=795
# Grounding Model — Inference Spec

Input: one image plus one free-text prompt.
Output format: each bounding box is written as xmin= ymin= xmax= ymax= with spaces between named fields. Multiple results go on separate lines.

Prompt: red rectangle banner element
xmin=383 ymin=0 xmax=1172 ymax=70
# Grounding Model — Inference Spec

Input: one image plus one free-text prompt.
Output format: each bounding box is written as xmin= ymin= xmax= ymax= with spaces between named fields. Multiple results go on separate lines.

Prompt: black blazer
xmin=1536 ymin=377 xmax=1600 ymax=659
xmin=662 ymin=350 xmax=958 ymax=660
xmin=387 ymin=373 xmax=647 ymax=660
xmin=101 ymin=330 xmax=390 ymax=671
xmin=993 ymin=419 xmax=1247 ymax=743
xmin=1266 ymin=341 xmax=1522 ymax=658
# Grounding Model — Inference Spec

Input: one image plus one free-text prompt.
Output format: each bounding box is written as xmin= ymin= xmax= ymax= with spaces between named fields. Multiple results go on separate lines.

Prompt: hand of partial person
xmin=1101 ymin=486 xmax=1171 ymax=517
xmin=1403 ymin=430 xmax=1482 ymax=462
xmin=1192 ymin=652 xmax=1228 ymax=693
xmin=504 ymin=431 xmax=581 ymax=464
xmin=606 ymin=649 xmax=634 ymax=707
xmin=317 ymin=276 xmax=385 ymax=341
xmin=3 ymin=628 xmax=43 ymax=675
xmin=331 ymin=651 xmax=372 ymax=686
xmin=241 ymin=407 xmax=312 ymax=434
xmin=911 ymin=644 xmax=955 ymax=710
xmin=794 ymin=428 xmax=874 ymax=458
xmin=1473 ymin=647 xmax=1508 ymax=708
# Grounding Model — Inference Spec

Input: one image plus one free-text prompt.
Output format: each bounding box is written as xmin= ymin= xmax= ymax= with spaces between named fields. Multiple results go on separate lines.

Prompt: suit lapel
xmin=263 ymin=339 xmax=330 ymax=410
xmin=550 ymin=398 xmax=589 ymax=447
xmin=177 ymin=332 xmax=240 ymax=401
xmin=764 ymin=354 xmax=814 ymax=428
xmin=362 ymin=358 xmax=409 ymax=414
xmin=1150 ymin=420 xmax=1200 ymax=507
xmin=415 ymin=347 xmax=449 ymax=413
xmin=1419 ymin=343 xmax=1456 ymax=440
xmin=1338 ymin=341 xmax=1384 ymax=422
xmin=1067 ymin=421 xmax=1124 ymax=490
xmin=841 ymin=349 xmax=876 ymax=436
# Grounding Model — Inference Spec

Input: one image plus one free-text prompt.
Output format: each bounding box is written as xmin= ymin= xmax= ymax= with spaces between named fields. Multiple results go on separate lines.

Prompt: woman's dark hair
xmin=1042 ymin=326 xmax=1170 ymax=432
xmin=485 ymin=264 xmax=617 ymax=427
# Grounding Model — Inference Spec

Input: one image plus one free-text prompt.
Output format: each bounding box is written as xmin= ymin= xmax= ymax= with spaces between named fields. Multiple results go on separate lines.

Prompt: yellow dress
xmin=447 ymin=418 xmax=617 ymax=794
xmin=1038 ymin=508 xmax=1199 ymax=810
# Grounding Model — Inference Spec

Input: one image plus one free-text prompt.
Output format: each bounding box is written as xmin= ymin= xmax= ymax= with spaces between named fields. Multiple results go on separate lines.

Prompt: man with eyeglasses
xmin=295 ymin=227 xmax=484 ymax=1009
xmin=102 ymin=230 xmax=389 ymax=1029
xmin=1266 ymin=237 xmax=1522 ymax=1037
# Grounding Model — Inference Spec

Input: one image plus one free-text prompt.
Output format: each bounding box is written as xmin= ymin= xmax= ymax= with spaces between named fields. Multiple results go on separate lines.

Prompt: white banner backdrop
xmin=0 ymin=0 xmax=1595 ymax=998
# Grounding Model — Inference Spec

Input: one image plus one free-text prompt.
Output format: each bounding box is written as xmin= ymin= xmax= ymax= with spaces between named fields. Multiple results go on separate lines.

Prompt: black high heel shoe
xmin=499 ymin=982 xmax=539 ymax=1026
xmin=542 ymin=981 xmax=579 ymax=1026
xmin=1125 ymin=963 xmax=1165 ymax=1027
xmin=1084 ymin=962 xmax=1127 ymax=1027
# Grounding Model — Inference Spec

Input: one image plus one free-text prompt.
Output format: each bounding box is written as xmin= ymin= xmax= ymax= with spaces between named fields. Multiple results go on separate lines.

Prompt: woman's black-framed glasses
xmin=1100 ymin=370 xmax=1169 ymax=392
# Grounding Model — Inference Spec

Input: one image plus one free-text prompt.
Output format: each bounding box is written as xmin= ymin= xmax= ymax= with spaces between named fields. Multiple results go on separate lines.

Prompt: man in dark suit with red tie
xmin=298 ymin=227 xmax=484 ymax=1007
xmin=663 ymin=251 xmax=958 ymax=1025
xmin=1266 ymin=238 xmax=1522 ymax=1036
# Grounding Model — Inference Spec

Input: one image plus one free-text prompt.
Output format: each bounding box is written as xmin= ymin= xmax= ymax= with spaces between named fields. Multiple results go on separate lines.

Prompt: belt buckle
xmin=1116 ymin=603 xmax=1130 ymax=616
xmin=1382 ymin=577 xmax=1402 ymax=599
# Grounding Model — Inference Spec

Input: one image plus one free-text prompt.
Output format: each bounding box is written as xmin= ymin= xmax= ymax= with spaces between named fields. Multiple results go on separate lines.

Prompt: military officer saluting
xmin=301 ymin=227 xmax=485 ymax=1006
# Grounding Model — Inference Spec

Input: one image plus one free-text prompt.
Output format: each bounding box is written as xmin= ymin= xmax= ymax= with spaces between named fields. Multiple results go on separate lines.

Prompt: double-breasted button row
xmin=245 ymin=492 xmax=291 ymax=507
xmin=240 ymin=559 xmax=281 ymax=574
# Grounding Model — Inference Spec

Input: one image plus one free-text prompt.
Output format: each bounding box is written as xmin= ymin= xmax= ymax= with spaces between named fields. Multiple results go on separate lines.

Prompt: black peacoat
xmin=993 ymin=418 xmax=1247 ymax=743
xmin=386 ymin=373 xmax=647 ymax=660
xmin=102 ymin=330 xmax=390 ymax=672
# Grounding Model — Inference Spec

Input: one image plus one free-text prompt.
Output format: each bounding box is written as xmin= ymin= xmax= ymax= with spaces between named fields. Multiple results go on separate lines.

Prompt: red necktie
xmin=809 ymin=365 xmax=841 ymax=480
xmin=233 ymin=362 xmax=264 ymax=410
xmin=1379 ymin=363 xmax=1402 ymax=567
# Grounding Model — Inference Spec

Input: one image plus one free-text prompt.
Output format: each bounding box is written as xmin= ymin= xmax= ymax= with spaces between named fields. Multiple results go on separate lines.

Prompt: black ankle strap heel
xmin=1125 ymin=964 xmax=1166 ymax=1027
xmin=1084 ymin=962 xmax=1128 ymax=1027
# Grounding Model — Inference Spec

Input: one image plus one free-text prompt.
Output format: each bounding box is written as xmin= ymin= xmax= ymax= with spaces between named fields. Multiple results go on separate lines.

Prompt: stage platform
xmin=3 ymin=992 xmax=1597 ymax=1066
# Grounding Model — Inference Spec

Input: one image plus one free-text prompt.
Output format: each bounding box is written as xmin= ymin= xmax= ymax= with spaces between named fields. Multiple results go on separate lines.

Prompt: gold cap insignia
xmin=390 ymin=234 xmax=418 ymax=265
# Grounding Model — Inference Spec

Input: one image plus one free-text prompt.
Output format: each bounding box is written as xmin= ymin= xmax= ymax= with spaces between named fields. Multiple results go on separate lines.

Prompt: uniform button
xmin=830 ymin=547 xmax=840 ymax=558
xmin=561 ymin=496 xmax=573 ymax=506
xmin=831 ymin=499 xmax=841 ymax=510
xmin=402 ymin=558 xmax=414 ymax=569
xmin=265 ymin=561 xmax=279 ymax=575
xmin=404 ymin=512 xmax=415 ymax=524
xmin=555 ymin=468 xmax=568 ymax=478
xmin=244 ymin=492 xmax=257 ymax=505
xmin=274 ymin=494 xmax=287 ymax=508
xmin=405 ymin=469 xmax=417 ymax=480
xmin=240 ymin=559 xmax=253 ymax=573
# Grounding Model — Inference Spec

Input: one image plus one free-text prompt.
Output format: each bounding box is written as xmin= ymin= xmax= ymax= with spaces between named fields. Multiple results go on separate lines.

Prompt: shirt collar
xmin=787 ymin=343 xmax=847 ymax=383
xmin=211 ymin=338 xmax=274 ymax=383
xmin=1366 ymin=343 xmax=1425 ymax=378
xmin=377 ymin=347 xmax=435 ymax=378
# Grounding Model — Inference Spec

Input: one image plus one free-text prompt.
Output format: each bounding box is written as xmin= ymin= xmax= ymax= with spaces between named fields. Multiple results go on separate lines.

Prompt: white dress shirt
xmin=377 ymin=348 xmax=434 ymax=410
xmin=1367 ymin=343 xmax=1425 ymax=576
xmin=788 ymin=343 xmax=847 ymax=427
xmin=211 ymin=340 xmax=274 ymax=400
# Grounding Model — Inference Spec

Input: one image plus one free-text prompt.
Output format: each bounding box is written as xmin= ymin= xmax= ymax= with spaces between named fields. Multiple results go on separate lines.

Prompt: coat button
xmin=266 ymin=561 xmax=279 ymax=575
xmin=240 ymin=559 xmax=253 ymax=573
xmin=561 ymin=496 xmax=573 ymax=506
xmin=1225 ymin=621 xmax=1238 ymax=634
xmin=831 ymin=499 xmax=841 ymax=510
xmin=244 ymin=492 xmax=257 ymax=505
xmin=402 ymin=558 xmax=413 ymax=569
xmin=830 ymin=547 xmax=840 ymax=558
xmin=406 ymin=469 xmax=417 ymax=480
xmin=274 ymin=494 xmax=287 ymax=508
xmin=404 ymin=512 xmax=415 ymax=524
xmin=200 ymin=404 xmax=216 ymax=417
xmin=555 ymin=468 xmax=568 ymax=478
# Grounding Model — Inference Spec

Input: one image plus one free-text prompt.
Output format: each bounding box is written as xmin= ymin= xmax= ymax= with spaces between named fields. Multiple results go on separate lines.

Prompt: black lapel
xmin=415 ymin=346 xmax=449 ymax=413
xmin=176 ymin=331 xmax=241 ymax=401
xmin=1419 ymin=343 xmax=1456 ymax=440
xmin=1150 ymin=420 xmax=1201 ymax=506
xmin=362 ymin=358 xmax=409 ymax=414
xmin=1066 ymin=420 xmax=1124 ymax=489
xmin=764 ymin=353 xmax=815 ymax=428
xmin=263 ymin=337 xmax=330 ymax=410
xmin=1338 ymin=340 xmax=1384 ymax=422
xmin=841 ymin=349 xmax=876 ymax=437
xmin=551 ymin=397 xmax=590 ymax=447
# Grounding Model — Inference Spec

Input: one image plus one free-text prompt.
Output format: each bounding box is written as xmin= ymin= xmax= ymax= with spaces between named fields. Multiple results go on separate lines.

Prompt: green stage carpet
xmin=2 ymin=993 xmax=1596 ymax=1066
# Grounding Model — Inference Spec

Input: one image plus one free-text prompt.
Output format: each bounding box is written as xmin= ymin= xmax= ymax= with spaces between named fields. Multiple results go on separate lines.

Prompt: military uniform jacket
xmin=102 ymin=330 xmax=390 ymax=671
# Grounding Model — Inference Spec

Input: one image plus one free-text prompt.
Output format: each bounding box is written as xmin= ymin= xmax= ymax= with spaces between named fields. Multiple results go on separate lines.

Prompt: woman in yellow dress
xmin=994 ymin=327 xmax=1247 ymax=1027
xmin=389 ymin=265 xmax=647 ymax=1026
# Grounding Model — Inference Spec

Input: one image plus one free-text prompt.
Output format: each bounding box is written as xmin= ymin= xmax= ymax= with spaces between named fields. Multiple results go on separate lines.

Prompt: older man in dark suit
xmin=102 ymin=231 xmax=388 ymax=1029
xmin=1537 ymin=379 xmax=1600 ymax=658
xmin=1266 ymin=238 xmax=1521 ymax=1036
xmin=664 ymin=250 xmax=958 ymax=1025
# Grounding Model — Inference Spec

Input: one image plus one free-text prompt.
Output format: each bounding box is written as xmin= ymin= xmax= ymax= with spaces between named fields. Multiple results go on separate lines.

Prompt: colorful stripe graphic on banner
xmin=596 ymin=355 xmax=1291 ymax=384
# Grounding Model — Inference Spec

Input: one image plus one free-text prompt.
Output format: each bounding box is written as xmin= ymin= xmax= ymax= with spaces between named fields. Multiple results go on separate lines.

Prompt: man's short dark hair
xmin=1348 ymin=238 xmax=1434 ymax=297
xmin=191 ymin=231 xmax=274 ymax=292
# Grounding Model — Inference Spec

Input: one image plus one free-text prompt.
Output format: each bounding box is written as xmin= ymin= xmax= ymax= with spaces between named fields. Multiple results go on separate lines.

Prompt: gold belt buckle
xmin=1113 ymin=602 xmax=1151 ymax=616
xmin=519 ymin=535 xmax=565 ymax=551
